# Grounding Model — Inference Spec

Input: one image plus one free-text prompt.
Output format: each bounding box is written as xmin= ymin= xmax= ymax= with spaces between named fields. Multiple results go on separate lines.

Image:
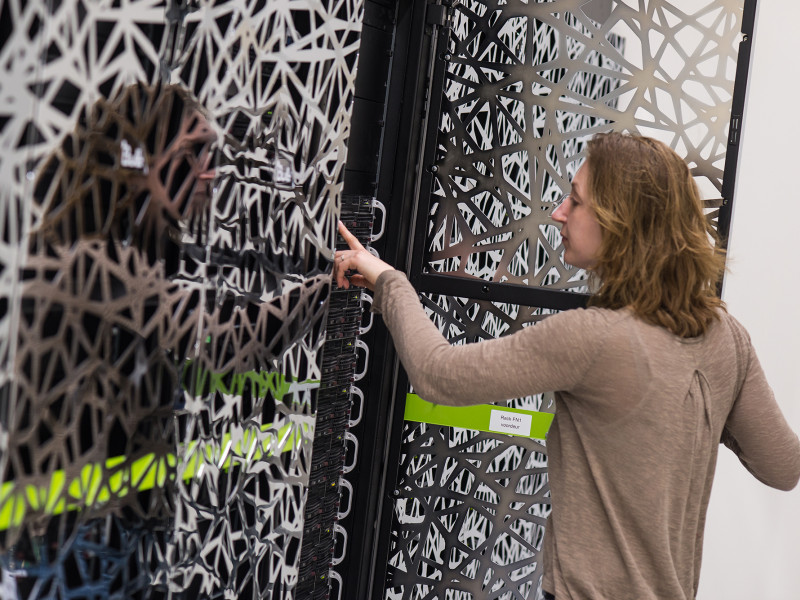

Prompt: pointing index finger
xmin=338 ymin=220 xmax=365 ymax=251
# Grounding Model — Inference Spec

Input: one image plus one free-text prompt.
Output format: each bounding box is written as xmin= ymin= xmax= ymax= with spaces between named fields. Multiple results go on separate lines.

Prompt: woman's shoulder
xmin=714 ymin=309 xmax=750 ymax=339
xmin=547 ymin=305 xmax=633 ymax=330
xmin=707 ymin=309 xmax=754 ymax=365
xmin=538 ymin=306 xmax=634 ymax=348
xmin=564 ymin=305 xmax=748 ymax=339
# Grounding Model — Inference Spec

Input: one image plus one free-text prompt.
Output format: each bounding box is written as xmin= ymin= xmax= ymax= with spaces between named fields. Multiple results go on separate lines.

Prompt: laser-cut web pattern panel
xmin=388 ymin=1 xmax=747 ymax=598
xmin=425 ymin=0 xmax=743 ymax=288
xmin=385 ymin=295 xmax=555 ymax=600
xmin=0 ymin=0 xmax=362 ymax=598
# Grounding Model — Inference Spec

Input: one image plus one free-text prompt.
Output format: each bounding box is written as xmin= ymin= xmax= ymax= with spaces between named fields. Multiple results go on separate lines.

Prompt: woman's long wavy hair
xmin=585 ymin=132 xmax=727 ymax=338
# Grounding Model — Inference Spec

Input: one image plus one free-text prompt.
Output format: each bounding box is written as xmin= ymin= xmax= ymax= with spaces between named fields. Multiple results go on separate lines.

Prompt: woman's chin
xmin=563 ymin=251 xmax=591 ymax=271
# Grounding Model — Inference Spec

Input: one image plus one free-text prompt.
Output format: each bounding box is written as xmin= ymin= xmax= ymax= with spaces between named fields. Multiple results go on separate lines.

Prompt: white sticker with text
xmin=489 ymin=409 xmax=532 ymax=436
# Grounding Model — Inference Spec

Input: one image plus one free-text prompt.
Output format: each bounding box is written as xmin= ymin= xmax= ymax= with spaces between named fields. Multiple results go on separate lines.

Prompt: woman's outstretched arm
xmin=331 ymin=222 xmax=608 ymax=406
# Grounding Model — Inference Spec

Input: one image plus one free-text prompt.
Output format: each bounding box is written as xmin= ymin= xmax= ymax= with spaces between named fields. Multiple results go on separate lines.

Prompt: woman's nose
xmin=551 ymin=202 xmax=567 ymax=224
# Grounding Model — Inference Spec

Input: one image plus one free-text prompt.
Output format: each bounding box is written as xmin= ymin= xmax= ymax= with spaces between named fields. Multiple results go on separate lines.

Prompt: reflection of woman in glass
xmin=334 ymin=132 xmax=800 ymax=600
xmin=6 ymin=77 xmax=330 ymax=595
xmin=4 ymin=82 xmax=219 ymax=593
xmin=33 ymin=82 xmax=216 ymax=269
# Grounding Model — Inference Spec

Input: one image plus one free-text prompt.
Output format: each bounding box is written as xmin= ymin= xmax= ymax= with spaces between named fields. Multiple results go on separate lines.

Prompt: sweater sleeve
xmin=372 ymin=270 xmax=610 ymax=406
xmin=721 ymin=321 xmax=800 ymax=491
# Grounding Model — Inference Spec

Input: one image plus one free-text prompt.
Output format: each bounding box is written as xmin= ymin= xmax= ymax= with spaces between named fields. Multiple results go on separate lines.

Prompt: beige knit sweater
xmin=373 ymin=270 xmax=800 ymax=600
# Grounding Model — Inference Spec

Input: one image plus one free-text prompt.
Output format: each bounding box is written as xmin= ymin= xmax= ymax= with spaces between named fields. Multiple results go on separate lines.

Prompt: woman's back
xmin=541 ymin=306 xmax=796 ymax=599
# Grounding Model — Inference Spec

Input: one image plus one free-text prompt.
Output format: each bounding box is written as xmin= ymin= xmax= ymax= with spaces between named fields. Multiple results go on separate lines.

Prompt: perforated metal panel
xmin=383 ymin=1 xmax=753 ymax=599
xmin=409 ymin=0 xmax=749 ymax=308
xmin=0 ymin=0 xmax=363 ymax=597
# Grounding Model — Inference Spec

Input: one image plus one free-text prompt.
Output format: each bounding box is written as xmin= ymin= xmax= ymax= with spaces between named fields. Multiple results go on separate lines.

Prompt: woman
xmin=333 ymin=132 xmax=800 ymax=600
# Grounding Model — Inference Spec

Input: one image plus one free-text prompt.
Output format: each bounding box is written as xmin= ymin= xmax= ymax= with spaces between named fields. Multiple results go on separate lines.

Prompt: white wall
xmin=699 ymin=2 xmax=800 ymax=598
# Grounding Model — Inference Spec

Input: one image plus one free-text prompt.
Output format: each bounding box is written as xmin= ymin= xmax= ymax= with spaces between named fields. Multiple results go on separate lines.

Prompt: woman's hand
xmin=334 ymin=221 xmax=395 ymax=290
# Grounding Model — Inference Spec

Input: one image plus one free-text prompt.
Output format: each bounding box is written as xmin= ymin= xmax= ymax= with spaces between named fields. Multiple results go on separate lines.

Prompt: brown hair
xmin=585 ymin=132 xmax=726 ymax=338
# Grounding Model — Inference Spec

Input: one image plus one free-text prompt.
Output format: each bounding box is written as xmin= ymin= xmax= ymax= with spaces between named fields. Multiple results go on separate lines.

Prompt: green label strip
xmin=404 ymin=394 xmax=553 ymax=440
